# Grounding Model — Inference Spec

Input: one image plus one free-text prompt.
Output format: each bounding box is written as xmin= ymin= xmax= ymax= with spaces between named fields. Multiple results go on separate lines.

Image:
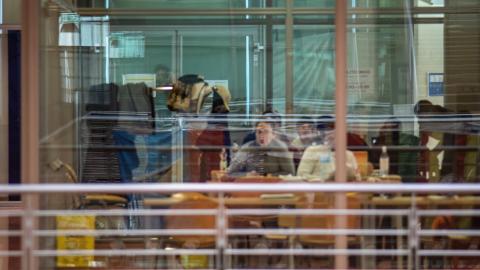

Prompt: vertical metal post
xmin=216 ymin=192 xmax=226 ymax=270
xmin=285 ymin=0 xmax=294 ymax=114
xmin=176 ymin=118 xmax=184 ymax=182
xmin=21 ymin=0 xmax=40 ymax=268
xmin=265 ymin=0 xmax=273 ymax=111
xmin=21 ymin=194 xmax=36 ymax=270
xmin=335 ymin=0 xmax=349 ymax=269
xmin=408 ymin=193 xmax=419 ymax=270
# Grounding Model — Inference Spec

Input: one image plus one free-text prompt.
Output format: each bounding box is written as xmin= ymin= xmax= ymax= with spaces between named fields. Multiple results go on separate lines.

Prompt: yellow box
xmin=56 ymin=215 xmax=95 ymax=268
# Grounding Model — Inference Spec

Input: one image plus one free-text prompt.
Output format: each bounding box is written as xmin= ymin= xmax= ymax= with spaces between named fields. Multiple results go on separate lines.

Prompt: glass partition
xmin=30 ymin=1 xmax=480 ymax=269
xmin=37 ymin=0 xmax=480 ymax=185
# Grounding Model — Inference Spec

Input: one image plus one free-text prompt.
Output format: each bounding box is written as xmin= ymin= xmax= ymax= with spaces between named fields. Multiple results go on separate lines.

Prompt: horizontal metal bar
xmin=419 ymin=250 xmax=480 ymax=257
xmin=0 ymin=230 xmax=23 ymax=237
xmin=225 ymin=248 xmax=409 ymax=256
xmin=0 ymin=25 xmax=21 ymax=30
xmin=1 ymin=183 xmax=480 ymax=194
xmin=77 ymin=7 xmax=293 ymax=16
xmin=74 ymin=7 xmax=480 ymax=16
xmin=0 ymin=210 xmax=24 ymax=217
xmin=35 ymin=208 xmax=408 ymax=217
xmin=0 ymin=251 xmax=23 ymax=257
xmin=418 ymin=209 xmax=480 ymax=216
xmin=35 ymin=208 xmax=217 ymax=217
xmin=35 ymin=229 xmax=216 ymax=237
xmin=419 ymin=229 xmax=480 ymax=237
xmin=34 ymin=248 xmax=217 ymax=257
xmin=226 ymin=228 xmax=408 ymax=236
xmin=226 ymin=208 xmax=410 ymax=216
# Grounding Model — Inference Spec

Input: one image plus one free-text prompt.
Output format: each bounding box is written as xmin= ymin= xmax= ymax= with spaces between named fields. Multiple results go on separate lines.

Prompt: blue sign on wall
xmin=428 ymin=73 xmax=444 ymax=97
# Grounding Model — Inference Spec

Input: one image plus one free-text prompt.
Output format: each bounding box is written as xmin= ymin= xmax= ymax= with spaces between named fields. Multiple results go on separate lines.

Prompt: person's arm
xmin=346 ymin=150 xmax=360 ymax=181
xmin=277 ymin=150 xmax=295 ymax=176
xmin=226 ymin=149 xmax=248 ymax=177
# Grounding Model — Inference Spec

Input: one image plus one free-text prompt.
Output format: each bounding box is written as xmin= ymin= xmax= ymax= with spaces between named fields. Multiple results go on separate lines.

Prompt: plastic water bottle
xmin=219 ymin=148 xmax=228 ymax=171
xmin=379 ymin=145 xmax=389 ymax=176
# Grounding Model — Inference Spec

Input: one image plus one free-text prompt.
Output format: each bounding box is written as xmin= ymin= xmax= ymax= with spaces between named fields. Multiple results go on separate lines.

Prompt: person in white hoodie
xmin=297 ymin=118 xmax=360 ymax=181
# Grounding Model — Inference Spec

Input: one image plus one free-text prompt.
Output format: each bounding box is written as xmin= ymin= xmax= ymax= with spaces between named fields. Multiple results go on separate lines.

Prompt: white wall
xmin=415 ymin=23 xmax=444 ymax=106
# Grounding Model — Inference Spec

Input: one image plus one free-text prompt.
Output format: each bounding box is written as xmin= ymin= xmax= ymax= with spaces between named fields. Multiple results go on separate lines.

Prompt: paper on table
xmin=260 ymin=193 xmax=295 ymax=199
xmin=426 ymin=136 xmax=440 ymax=150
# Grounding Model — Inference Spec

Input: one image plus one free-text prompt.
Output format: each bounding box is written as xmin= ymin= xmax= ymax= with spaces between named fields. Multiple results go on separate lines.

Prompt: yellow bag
xmin=56 ymin=215 xmax=95 ymax=268
xmin=180 ymin=254 xmax=209 ymax=269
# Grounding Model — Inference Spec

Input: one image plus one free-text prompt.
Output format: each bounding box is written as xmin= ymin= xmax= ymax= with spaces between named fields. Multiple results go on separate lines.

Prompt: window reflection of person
xmin=195 ymin=87 xmax=232 ymax=182
xmin=414 ymin=100 xmax=455 ymax=182
xmin=227 ymin=120 xmax=295 ymax=177
xmin=154 ymin=64 xmax=173 ymax=87
xmin=154 ymin=65 xmax=174 ymax=118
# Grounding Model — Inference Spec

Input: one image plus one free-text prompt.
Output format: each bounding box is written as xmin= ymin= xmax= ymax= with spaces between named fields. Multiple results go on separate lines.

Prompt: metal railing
xmin=1 ymin=183 xmax=480 ymax=269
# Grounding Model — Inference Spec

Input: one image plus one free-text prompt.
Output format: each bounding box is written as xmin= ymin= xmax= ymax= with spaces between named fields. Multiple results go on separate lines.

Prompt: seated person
xmin=297 ymin=124 xmax=360 ymax=181
xmin=227 ymin=120 xmax=295 ymax=177
xmin=242 ymin=110 xmax=290 ymax=146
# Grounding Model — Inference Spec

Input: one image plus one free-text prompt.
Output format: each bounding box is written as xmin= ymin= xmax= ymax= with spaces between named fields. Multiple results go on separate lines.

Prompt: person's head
xmin=262 ymin=110 xmax=282 ymax=129
xmin=413 ymin=99 xmax=434 ymax=116
xmin=154 ymin=64 xmax=173 ymax=86
xmin=316 ymin=115 xmax=335 ymax=145
xmin=378 ymin=117 xmax=401 ymax=140
xmin=316 ymin=115 xmax=335 ymax=131
xmin=296 ymin=116 xmax=316 ymax=142
xmin=255 ymin=121 xmax=275 ymax=146
xmin=210 ymin=86 xmax=231 ymax=114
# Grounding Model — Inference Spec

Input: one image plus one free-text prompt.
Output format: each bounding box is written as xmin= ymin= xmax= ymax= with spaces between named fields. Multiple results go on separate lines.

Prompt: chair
xmin=229 ymin=176 xmax=285 ymax=268
xmin=165 ymin=192 xmax=218 ymax=247
xmin=48 ymin=159 xmax=128 ymax=211
xmin=283 ymin=193 xmax=362 ymax=269
xmin=164 ymin=192 xmax=218 ymax=269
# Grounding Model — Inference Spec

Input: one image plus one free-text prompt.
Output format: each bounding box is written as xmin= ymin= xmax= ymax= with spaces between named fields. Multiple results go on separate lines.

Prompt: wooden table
xmin=143 ymin=195 xmax=302 ymax=207
xmin=369 ymin=195 xmax=480 ymax=207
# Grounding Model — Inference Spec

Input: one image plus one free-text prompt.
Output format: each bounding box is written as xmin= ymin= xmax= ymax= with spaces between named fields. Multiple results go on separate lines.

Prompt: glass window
xmin=37 ymin=0 xmax=480 ymax=185
xmin=31 ymin=2 xmax=480 ymax=269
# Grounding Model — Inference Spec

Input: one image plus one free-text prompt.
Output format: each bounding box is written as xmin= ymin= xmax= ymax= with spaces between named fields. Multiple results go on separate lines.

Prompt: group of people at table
xmin=191 ymin=112 xmax=367 ymax=183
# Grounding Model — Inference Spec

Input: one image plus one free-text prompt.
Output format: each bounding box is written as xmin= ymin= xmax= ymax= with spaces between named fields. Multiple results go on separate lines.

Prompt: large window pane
xmin=347 ymin=3 xmax=480 ymax=184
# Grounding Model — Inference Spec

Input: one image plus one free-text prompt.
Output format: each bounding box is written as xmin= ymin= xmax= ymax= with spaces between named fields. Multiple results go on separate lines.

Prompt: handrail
xmin=1 ymin=183 xmax=480 ymax=194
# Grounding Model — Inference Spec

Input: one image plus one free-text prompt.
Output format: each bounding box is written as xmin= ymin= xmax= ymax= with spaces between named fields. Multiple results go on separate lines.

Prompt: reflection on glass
xmin=31 ymin=1 xmax=480 ymax=269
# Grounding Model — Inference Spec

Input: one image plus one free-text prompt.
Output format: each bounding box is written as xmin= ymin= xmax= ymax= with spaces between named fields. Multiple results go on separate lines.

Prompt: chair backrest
xmin=352 ymin=151 xmax=369 ymax=178
xmin=165 ymin=192 xmax=218 ymax=246
xmin=295 ymin=193 xmax=361 ymax=244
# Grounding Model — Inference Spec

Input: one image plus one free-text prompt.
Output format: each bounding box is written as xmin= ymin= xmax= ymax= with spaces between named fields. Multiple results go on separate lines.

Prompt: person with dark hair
xmin=415 ymin=102 xmax=455 ymax=183
xmin=316 ymin=115 xmax=368 ymax=150
xmin=297 ymin=119 xmax=360 ymax=181
xmin=228 ymin=120 xmax=294 ymax=177
xmin=413 ymin=99 xmax=434 ymax=116
xmin=242 ymin=110 xmax=290 ymax=145
xmin=371 ymin=117 xmax=419 ymax=182
xmin=192 ymin=87 xmax=232 ymax=182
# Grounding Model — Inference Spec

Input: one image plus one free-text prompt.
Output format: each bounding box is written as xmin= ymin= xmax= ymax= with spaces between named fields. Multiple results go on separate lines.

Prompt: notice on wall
xmin=428 ymin=73 xmax=444 ymax=97
xmin=348 ymin=69 xmax=375 ymax=96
